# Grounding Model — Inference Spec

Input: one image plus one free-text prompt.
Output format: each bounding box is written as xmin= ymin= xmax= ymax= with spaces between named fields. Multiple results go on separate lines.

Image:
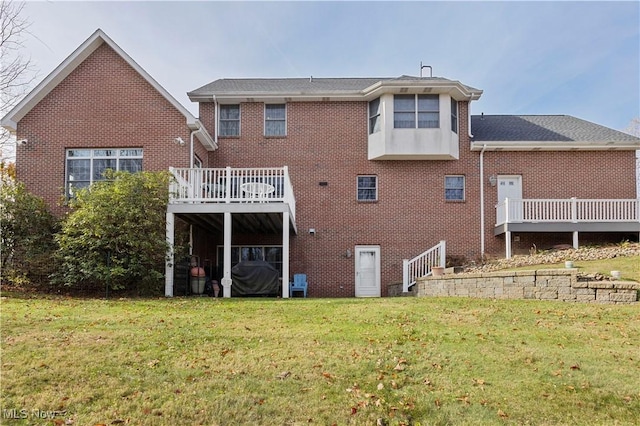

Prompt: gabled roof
xmin=470 ymin=115 xmax=640 ymax=151
xmin=1 ymin=29 xmax=216 ymax=150
xmin=188 ymin=75 xmax=482 ymax=102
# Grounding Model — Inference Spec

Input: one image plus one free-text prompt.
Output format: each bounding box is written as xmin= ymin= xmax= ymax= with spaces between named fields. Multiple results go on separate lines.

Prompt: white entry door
xmin=355 ymin=245 xmax=380 ymax=297
xmin=497 ymin=175 xmax=523 ymax=221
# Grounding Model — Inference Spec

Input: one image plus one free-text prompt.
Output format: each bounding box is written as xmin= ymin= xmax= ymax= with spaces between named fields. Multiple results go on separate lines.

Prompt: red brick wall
xmin=482 ymin=150 xmax=637 ymax=255
xmin=15 ymin=43 xmax=193 ymax=216
xmin=197 ymin=99 xmax=637 ymax=296
xmin=198 ymin=100 xmax=484 ymax=296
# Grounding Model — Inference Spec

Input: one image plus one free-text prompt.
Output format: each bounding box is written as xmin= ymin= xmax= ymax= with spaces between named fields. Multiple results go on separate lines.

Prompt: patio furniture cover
xmin=231 ymin=260 xmax=280 ymax=296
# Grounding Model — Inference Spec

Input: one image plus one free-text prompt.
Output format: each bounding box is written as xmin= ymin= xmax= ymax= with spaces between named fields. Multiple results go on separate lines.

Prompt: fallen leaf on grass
xmin=497 ymin=409 xmax=508 ymax=418
xmin=393 ymin=363 xmax=406 ymax=371
xmin=276 ymin=371 xmax=291 ymax=380
xmin=147 ymin=359 xmax=160 ymax=368
xmin=377 ymin=382 xmax=384 ymax=390
xmin=570 ymin=364 xmax=580 ymax=370
xmin=322 ymin=372 xmax=335 ymax=380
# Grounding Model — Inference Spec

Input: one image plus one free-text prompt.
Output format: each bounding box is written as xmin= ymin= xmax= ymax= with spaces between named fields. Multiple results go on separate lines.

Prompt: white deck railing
xmin=496 ymin=198 xmax=639 ymax=225
xmin=169 ymin=166 xmax=295 ymax=215
xmin=402 ymin=240 xmax=446 ymax=293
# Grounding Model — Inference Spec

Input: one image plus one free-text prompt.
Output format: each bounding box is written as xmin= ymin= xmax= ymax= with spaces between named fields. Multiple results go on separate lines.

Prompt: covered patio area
xmin=164 ymin=167 xmax=297 ymax=298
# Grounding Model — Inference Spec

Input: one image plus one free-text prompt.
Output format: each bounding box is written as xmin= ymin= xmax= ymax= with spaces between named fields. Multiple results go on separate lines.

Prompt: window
xmin=219 ymin=104 xmax=240 ymax=136
xmin=394 ymin=94 xmax=439 ymax=129
xmin=369 ymin=98 xmax=381 ymax=134
xmin=265 ymin=104 xmax=286 ymax=136
xmin=357 ymin=175 xmax=378 ymax=201
xmin=66 ymin=148 xmax=143 ymax=198
xmin=451 ymin=98 xmax=458 ymax=133
xmin=445 ymin=175 xmax=465 ymax=201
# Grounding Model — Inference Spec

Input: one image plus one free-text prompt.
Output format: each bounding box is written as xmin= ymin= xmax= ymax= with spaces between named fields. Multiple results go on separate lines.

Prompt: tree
xmin=1 ymin=1 xmax=37 ymax=161
xmin=0 ymin=170 xmax=59 ymax=286
xmin=54 ymin=171 xmax=172 ymax=295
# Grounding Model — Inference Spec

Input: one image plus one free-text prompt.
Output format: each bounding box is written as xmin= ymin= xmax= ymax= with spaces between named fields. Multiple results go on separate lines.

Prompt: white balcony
xmin=494 ymin=198 xmax=639 ymax=257
xmin=494 ymin=198 xmax=639 ymax=258
xmin=167 ymin=166 xmax=296 ymax=235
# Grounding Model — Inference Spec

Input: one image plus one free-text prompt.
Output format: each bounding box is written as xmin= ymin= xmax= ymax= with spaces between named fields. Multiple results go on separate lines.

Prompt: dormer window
xmin=393 ymin=94 xmax=439 ymax=129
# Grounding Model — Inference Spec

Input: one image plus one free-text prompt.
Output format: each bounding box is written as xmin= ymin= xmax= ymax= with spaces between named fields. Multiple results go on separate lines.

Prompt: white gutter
xmin=213 ymin=95 xmax=218 ymax=147
xmin=479 ymin=144 xmax=487 ymax=258
xmin=189 ymin=130 xmax=196 ymax=168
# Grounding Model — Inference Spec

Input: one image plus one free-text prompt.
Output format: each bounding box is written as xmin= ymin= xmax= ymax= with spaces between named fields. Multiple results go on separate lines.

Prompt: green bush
xmin=0 ymin=174 xmax=59 ymax=286
xmin=53 ymin=171 xmax=172 ymax=295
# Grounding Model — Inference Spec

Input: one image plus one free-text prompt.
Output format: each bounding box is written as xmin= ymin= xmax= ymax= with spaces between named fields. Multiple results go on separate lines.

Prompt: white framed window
xmin=65 ymin=148 xmax=143 ymax=198
xmin=219 ymin=104 xmax=240 ymax=136
xmin=394 ymin=94 xmax=439 ymax=129
xmin=451 ymin=98 xmax=458 ymax=133
xmin=445 ymin=175 xmax=465 ymax=201
xmin=193 ymin=154 xmax=202 ymax=168
xmin=357 ymin=175 xmax=378 ymax=201
xmin=369 ymin=97 xmax=381 ymax=134
xmin=265 ymin=104 xmax=286 ymax=136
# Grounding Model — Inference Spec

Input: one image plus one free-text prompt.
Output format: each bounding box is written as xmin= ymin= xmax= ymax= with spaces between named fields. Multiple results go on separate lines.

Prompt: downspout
xmin=479 ymin=144 xmax=487 ymax=259
xmin=213 ymin=95 xmax=218 ymax=147
xmin=189 ymin=129 xmax=196 ymax=169
xmin=469 ymin=103 xmax=486 ymax=260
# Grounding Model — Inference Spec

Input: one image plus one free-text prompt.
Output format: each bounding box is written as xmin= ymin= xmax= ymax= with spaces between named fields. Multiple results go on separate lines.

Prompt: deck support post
xmin=282 ymin=211 xmax=290 ymax=298
xmin=165 ymin=211 xmax=175 ymax=297
xmin=505 ymin=230 xmax=512 ymax=259
xmin=222 ymin=211 xmax=232 ymax=298
xmin=573 ymin=231 xmax=579 ymax=249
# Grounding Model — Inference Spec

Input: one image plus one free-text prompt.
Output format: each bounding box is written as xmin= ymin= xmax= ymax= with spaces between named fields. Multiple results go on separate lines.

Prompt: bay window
xmin=394 ymin=94 xmax=439 ymax=129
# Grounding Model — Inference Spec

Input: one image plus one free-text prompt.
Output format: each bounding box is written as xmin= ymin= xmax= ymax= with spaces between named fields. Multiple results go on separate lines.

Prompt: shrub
xmin=0 ymin=173 xmax=59 ymax=287
xmin=53 ymin=171 xmax=172 ymax=295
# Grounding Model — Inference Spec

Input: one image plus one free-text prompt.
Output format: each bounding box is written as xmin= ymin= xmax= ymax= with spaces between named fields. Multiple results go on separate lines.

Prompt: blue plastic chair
xmin=289 ymin=274 xmax=308 ymax=297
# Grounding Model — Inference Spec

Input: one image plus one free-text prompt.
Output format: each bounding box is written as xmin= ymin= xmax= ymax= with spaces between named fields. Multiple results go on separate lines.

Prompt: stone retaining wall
xmin=412 ymin=269 xmax=638 ymax=304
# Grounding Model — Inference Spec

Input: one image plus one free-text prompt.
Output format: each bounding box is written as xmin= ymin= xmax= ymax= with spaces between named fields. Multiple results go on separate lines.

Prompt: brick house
xmin=3 ymin=30 xmax=639 ymax=298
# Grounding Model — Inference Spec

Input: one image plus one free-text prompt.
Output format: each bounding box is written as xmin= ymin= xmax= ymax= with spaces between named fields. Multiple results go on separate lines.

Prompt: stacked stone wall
xmin=412 ymin=269 xmax=638 ymax=304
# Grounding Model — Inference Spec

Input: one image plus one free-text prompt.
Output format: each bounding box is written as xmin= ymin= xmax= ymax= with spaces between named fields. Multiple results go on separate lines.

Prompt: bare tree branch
xmin=1 ymin=0 xmax=37 ymax=162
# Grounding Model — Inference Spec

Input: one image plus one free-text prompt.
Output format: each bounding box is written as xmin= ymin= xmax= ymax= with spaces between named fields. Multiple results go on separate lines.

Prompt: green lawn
xmin=1 ymin=295 xmax=638 ymax=425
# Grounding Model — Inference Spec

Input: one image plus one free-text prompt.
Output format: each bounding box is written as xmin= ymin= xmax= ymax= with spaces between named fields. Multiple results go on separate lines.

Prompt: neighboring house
xmin=3 ymin=30 xmax=639 ymax=298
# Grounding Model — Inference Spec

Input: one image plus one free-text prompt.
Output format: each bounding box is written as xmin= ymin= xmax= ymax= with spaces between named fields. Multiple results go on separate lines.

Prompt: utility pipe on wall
xmin=479 ymin=144 xmax=487 ymax=258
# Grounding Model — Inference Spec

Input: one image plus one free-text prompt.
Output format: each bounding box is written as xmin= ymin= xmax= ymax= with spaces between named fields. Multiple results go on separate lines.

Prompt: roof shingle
xmin=471 ymin=115 xmax=639 ymax=142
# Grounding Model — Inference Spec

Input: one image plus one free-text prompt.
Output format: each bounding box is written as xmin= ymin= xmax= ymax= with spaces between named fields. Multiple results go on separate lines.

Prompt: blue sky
xmin=21 ymin=1 xmax=640 ymax=132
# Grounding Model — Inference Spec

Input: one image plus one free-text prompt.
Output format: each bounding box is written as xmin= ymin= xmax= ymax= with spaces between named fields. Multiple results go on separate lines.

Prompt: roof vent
xmin=420 ymin=61 xmax=433 ymax=78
